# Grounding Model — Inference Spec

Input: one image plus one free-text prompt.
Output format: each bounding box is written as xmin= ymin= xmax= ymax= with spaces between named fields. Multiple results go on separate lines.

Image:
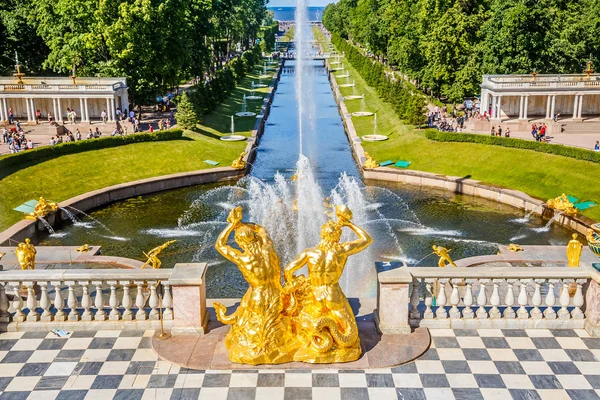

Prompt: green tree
xmin=175 ymin=92 xmax=199 ymax=129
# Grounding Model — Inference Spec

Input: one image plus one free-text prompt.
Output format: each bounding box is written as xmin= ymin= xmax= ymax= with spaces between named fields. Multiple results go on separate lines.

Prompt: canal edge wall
xmin=324 ymin=58 xmax=595 ymax=236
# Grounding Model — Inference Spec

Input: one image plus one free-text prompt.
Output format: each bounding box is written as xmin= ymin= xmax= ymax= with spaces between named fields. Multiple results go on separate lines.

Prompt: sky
xmin=267 ymin=0 xmax=335 ymax=7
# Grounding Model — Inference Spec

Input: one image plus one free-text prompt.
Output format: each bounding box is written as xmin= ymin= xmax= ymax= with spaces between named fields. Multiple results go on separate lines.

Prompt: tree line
xmin=323 ymin=0 xmax=600 ymax=103
xmin=0 ymin=0 xmax=276 ymax=105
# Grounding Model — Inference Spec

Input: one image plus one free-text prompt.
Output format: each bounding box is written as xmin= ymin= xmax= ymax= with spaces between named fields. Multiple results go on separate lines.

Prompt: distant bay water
xmin=268 ymin=7 xmax=325 ymax=21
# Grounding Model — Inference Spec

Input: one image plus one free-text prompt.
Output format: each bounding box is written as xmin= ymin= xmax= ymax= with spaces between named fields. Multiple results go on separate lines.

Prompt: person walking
xmin=8 ymin=108 xmax=14 ymax=124
xmin=101 ymin=110 xmax=108 ymax=123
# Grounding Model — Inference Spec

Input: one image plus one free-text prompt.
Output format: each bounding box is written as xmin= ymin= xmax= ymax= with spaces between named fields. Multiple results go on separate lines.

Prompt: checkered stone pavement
xmin=1 ymin=329 xmax=600 ymax=399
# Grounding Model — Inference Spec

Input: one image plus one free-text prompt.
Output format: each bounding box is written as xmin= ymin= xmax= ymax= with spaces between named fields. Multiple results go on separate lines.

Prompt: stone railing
xmin=482 ymin=75 xmax=600 ymax=90
xmin=0 ymin=84 xmax=120 ymax=93
xmin=0 ymin=263 xmax=208 ymax=334
xmin=375 ymin=266 xmax=600 ymax=336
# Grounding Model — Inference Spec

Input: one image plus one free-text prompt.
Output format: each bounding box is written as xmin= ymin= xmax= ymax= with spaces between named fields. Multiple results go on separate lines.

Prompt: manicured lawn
xmin=0 ymin=62 xmax=279 ymax=231
xmin=315 ymin=28 xmax=600 ymax=222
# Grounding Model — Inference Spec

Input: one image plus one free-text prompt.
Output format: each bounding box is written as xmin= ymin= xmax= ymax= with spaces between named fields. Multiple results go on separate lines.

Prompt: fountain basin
xmin=253 ymin=84 xmax=268 ymax=88
xmin=260 ymin=75 xmax=273 ymax=79
xmin=330 ymin=61 xmax=341 ymax=65
xmin=352 ymin=111 xmax=374 ymax=117
xmin=337 ymin=74 xmax=350 ymax=78
xmin=235 ymin=112 xmax=256 ymax=117
xmin=343 ymin=95 xmax=363 ymax=100
xmin=220 ymin=135 xmax=247 ymax=141
xmin=245 ymin=96 xmax=264 ymax=101
xmin=340 ymin=83 xmax=356 ymax=88
xmin=362 ymin=134 xmax=388 ymax=142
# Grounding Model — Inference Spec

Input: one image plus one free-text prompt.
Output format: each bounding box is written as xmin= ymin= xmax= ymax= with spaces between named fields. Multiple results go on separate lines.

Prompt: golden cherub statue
xmin=433 ymin=245 xmax=456 ymax=268
xmin=141 ymin=240 xmax=176 ymax=269
xmin=283 ymin=205 xmax=373 ymax=363
xmin=76 ymin=244 xmax=91 ymax=253
xmin=213 ymin=206 xmax=294 ymax=364
xmin=231 ymin=152 xmax=247 ymax=169
xmin=25 ymin=197 xmax=59 ymax=220
xmin=15 ymin=238 xmax=36 ymax=270
xmin=364 ymin=152 xmax=379 ymax=169
xmin=567 ymin=233 xmax=583 ymax=268
xmin=508 ymin=243 xmax=523 ymax=252
xmin=547 ymin=194 xmax=577 ymax=215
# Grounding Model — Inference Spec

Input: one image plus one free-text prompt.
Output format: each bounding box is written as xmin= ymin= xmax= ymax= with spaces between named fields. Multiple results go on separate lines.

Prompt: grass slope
xmin=315 ymin=27 xmax=600 ymax=221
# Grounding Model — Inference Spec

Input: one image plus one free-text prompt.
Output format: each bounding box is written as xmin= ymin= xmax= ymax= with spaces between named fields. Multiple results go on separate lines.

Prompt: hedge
xmin=425 ymin=130 xmax=600 ymax=164
xmin=0 ymin=128 xmax=184 ymax=170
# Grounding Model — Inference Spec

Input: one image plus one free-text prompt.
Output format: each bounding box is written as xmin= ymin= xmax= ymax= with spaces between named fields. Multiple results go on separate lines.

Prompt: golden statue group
xmin=214 ymin=205 xmax=372 ymax=365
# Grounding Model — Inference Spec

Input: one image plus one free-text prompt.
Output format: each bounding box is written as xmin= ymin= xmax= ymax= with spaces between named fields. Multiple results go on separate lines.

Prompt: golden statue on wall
xmin=547 ymin=194 xmax=577 ymax=215
xmin=433 ymin=245 xmax=456 ymax=268
xmin=25 ymin=197 xmax=59 ymax=220
xmin=364 ymin=152 xmax=379 ymax=169
xmin=213 ymin=205 xmax=372 ymax=365
xmin=231 ymin=152 xmax=247 ymax=170
xmin=213 ymin=207 xmax=295 ymax=364
xmin=566 ymin=233 xmax=583 ymax=267
xmin=15 ymin=238 xmax=36 ymax=270
xmin=141 ymin=240 xmax=176 ymax=269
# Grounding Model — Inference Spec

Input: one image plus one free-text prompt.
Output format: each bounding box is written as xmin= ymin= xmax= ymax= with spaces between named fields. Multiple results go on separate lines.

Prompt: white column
xmin=546 ymin=95 xmax=551 ymax=119
xmin=57 ymin=98 xmax=63 ymax=122
xmin=519 ymin=96 xmax=524 ymax=119
xmin=550 ymin=95 xmax=556 ymax=120
xmin=2 ymin=98 xmax=8 ymax=122
xmin=490 ymin=96 xmax=496 ymax=119
xmin=79 ymin=98 xmax=84 ymax=123
xmin=110 ymin=97 xmax=116 ymax=122
xmin=573 ymin=95 xmax=579 ymax=119
xmin=523 ymin=96 xmax=529 ymax=119
xmin=106 ymin=98 xmax=111 ymax=121
xmin=84 ymin=98 xmax=89 ymax=122
xmin=30 ymin=99 xmax=36 ymax=122
xmin=25 ymin=99 xmax=32 ymax=122
xmin=0 ymin=98 xmax=5 ymax=121
xmin=578 ymin=95 xmax=584 ymax=119
xmin=496 ymin=96 xmax=502 ymax=120
xmin=52 ymin=98 xmax=58 ymax=121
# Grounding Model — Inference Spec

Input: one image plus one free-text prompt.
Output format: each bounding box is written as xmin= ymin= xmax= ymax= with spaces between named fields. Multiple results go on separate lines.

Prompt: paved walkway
xmin=1 ymin=327 xmax=599 ymax=399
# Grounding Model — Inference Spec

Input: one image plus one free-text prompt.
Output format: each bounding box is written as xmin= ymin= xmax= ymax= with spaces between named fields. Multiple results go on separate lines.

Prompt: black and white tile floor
xmin=1 ymin=328 xmax=600 ymax=399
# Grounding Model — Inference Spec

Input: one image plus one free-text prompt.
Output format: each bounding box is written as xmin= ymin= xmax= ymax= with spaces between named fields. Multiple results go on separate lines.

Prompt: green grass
xmin=0 ymin=61 xmax=280 ymax=231
xmin=314 ymin=27 xmax=600 ymax=222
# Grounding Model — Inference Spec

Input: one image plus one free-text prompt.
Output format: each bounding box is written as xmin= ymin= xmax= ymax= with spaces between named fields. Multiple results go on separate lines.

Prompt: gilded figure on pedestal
xmin=566 ymin=233 xmax=583 ymax=267
xmin=15 ymin=238 xmax=36 ymax=270
xmin=432 ymin=245 xmax=456 ymax=268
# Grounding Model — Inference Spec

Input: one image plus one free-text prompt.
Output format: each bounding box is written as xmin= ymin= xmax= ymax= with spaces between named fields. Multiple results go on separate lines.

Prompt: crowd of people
xmin=531 ymin=123 xmax=549 ymax=142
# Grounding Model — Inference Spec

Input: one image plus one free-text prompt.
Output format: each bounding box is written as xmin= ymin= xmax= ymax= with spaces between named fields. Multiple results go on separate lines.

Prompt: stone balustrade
xmin=0 ymin=263 xmax=208 ymax=333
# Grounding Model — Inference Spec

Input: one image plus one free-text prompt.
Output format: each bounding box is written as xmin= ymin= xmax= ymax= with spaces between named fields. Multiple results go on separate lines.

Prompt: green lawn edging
xmin=425 ymin=130 xmax=600 ymax=164
xmin=0 ymin=128 xmax=184 ymax=171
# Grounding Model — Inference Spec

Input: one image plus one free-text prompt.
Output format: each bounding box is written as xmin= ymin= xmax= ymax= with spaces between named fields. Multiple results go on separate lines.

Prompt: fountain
xmin=339 ymin=77 xmax=355 ymax=88
xmin=362 ymin=113 xmax=388 ymax=141
xmin=220 ymin=115 xmax=247 ymax=141
xmin=252 ymin=79 xmax=267 ymax=89
xmin=245 ymin=90 xmax=263 ymax=101
xmin=235 ymin=95 xmax=256 ymax=118
xmin=351 ymin=93 xmax=374 ymax=117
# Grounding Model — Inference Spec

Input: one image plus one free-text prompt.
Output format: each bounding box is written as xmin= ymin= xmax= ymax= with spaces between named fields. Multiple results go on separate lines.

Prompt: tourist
xmin=71 ymin=109 xmax=77 ymax=123
xmin=101 ymin=110 xmax=108 ymax=123
xmin=490 ymin=126 xmax=496 ymax=136
xmin=94 ymin=127 xmax=101 ymax=138
xmin=8 ymin=108 xmax=14 ymax=124
xmin=49 ymin=137 xmax=55 ymax=145
xmin=129 ymin=109 xmax=135 ymax=123
xmin=166 ymin=119 xmax=171 ymax=129
xmin=116 ymin=107 xmax=121 ymax=120
xmin=158 ymin=119 xmax=164 ymax=130
xmin=595 ymin=141 xmax=599 ymax=151
xmin=1 ymin=127 xmax=7 ymax=143
xmin=26 ymin=139 xmax=33 ymax=150
xmin=134 ymin=118 xmax=140 ymax=132
xmin=505 ymin=127 xmax=511 ymax=138
xmin=47 ymin=111 xmax=53 ymax=123
xmin=111 ymin=128 xmax=119 ymax=136
xmin=68 ymin=132 xmax=75 ymax=142
xmin=497 ymin=126 xmax=503 ymax=137
xmin=35 ymin=109 xmax=41 ymax=124
xmin=149 ymin=124 xmax=154 ymax=133
xmin=87 ymin=129 xmax=93 ymax=139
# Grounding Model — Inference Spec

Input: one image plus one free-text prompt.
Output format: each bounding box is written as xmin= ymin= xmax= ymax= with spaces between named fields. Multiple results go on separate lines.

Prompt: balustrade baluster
xmin=93 ymin=282 xmax=106 ymax=321
xmin=121 ymin=281 xmax=133 ymax=320
xmin=435 ymin=279 xmax=448 ymax=319
xmin=449 ymin=279 xmax=461 ymax=319
xmin=476 ymin=279 xmax=488 ymax=319
xmin=148 ymin=281 xmax=159 ymax=320
xmin=80 ymin=281 xmax=92 ymax=321
xmin=558 ymin=280 xmax=571 ymax=320
xmin=572 ymin=280 xmax=585 ymax=319
xmin=531 ymin=280 xmax=543 ymax=319
xmin=463 ymin=281 xmax=475 ymax=319
xmin=162 ymin=284 xmax=173 ymax=320
xmin=67 ymin=281 xmax=79 ymax=321
xmin=409 ymin=280 xmax=420 ymax=320
xmin=1 ymin=282 xmax=12 ymax=321
xmin=40 ymin=282 xmax=52 ymax=321
xmin=517 ymin=280 xmax=530 ymax=319
xmin=544 ymin=280 xmax=557 ymax=320
xmin=423 ymin=280 xmax=433 ymax=319
xmin=12 ymin=283 xmax=25 ymax=322
xmin=489 ymin=280 xmax=501 ymax=319
xmin=52 ymin=282 xmax=66 ymax=321
xmin=503 ymin=279 xmax=516 ymax=319
xmin=108 ymin=281 xmax=120 ymax=320
xmin=135 ymin=281 xmax=147 ymax=320
xmin=25 ymin=281 xmax=39 ymax=322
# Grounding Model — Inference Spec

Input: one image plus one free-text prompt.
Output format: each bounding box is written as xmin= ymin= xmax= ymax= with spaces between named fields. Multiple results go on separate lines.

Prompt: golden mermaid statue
xmin=283 ymin=205 xmax=372 ymax=363
xmin=213 ymin=206 xmax=295 ymax=364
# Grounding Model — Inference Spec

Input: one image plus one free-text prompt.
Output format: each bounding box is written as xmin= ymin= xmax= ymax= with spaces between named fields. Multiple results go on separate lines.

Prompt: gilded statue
xmin=433 ymin=245 xmax=456 ymax=268
xmin=15 ymin=238 xmax=36 ymax=270
xmin=364 ymin=152 xmax=379 ymax=169
xmin=283 ymin=205 xmax=372 ymax=363
xmin=547 ymin=193 xmax=577 ymax=215
xmin=231 ymin=152 xmax=247 ymax=169
xmin=508 ymin=243 xmax=523 ymax=252
xmin=141 ymin=240 xmax=176 ymax=269
xmin=76 ymin=244 xmax=91 ymax=253
xmin=25 ymin=197 xmax=59 ymax=220
xmin=567 ymin=233 xmax=583 ymax=267
xmin=213 ymin=207 xmax=294 ymax=364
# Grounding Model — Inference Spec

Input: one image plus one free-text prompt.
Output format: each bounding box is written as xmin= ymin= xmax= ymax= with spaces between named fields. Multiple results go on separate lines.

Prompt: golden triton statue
xmin=15 ymin=238 xmax=36 ymax=270
xmin=566 ymin=233 xmax=583 ymax=267
xmin=231 ymin=152 xmax=247 ymax=169
xmin=141 ymin=240 xmax=176 ymax=269
xmin=214 ymin=207 xmax=294 ymax=364
xmin=25 ymin=197 xmax=59 ymax=220
xmin=364 ymin=152 xmax=379 ymax=169
xmin=283 ymin=205 xmax=372 ymax=363
xmin=76 ymin=244 xmax=91 ymax=253
xmin=508 ymin=243 xmax=523 ymax=252
xmin=433 ymin=245 xmax=456 ymax=268
xmin=547 ymin=194 xmax=577 ymax=215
